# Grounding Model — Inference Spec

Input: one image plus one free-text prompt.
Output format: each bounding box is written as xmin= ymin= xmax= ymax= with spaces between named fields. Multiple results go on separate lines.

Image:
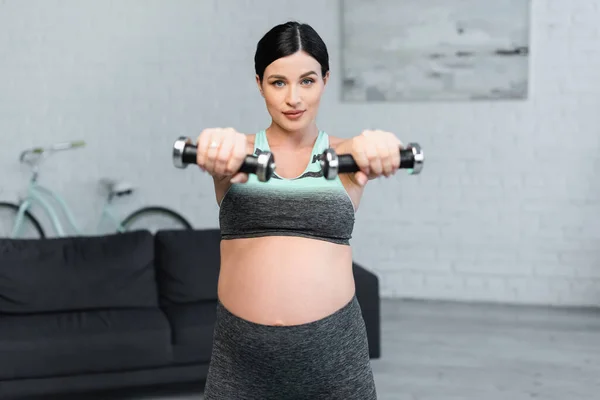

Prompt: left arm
xmin=330 ymin=136 xmax=364 ymax=187
xmin=328 ymin=131 xmax=404 ymax=211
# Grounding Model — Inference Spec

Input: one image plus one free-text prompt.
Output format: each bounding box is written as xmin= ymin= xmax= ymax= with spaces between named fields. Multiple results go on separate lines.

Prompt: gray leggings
xmin=203 ymin=295 xmax=377 ymax=399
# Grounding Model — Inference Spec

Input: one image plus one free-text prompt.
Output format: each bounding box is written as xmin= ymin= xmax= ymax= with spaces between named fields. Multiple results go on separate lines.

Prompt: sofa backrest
xmin=154 ymin=229 xmax=220 ymax=305
xmin=0 ymin=230 xmax=158 ymax=314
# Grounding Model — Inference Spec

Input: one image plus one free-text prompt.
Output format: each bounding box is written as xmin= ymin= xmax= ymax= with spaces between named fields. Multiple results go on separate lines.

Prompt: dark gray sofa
xmin=0 ymin=229 xmax=380 ymax=399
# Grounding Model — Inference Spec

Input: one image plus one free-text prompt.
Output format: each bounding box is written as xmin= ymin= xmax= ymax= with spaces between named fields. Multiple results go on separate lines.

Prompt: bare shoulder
xmin=327 ymin=135 xmax=349 ymax=150
xmin=246 ymin=133 xmax=256 ymax=153
xmin=325 ymin=133 xmax=365 ymax=210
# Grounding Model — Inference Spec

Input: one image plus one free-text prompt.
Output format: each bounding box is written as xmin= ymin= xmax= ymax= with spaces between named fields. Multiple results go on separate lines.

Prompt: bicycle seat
xmin=100 ymin=178 xmax=134 ymax=197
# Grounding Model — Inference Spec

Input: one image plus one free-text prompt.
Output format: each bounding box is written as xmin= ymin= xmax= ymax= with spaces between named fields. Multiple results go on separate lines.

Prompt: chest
xmin=269 ymin=148 xmax=318 ymax=179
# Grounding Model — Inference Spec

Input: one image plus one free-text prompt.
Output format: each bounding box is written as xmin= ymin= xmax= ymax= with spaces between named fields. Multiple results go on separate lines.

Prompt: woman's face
xmin=257 ymin=51 xmax=329 ymax=133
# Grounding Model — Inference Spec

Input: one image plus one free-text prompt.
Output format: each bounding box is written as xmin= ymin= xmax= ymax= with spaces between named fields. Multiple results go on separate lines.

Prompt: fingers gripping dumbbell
xmin=319 ymin=143 xmax=424 ymax=180
xmin=172 ymin=136 xmax=276 ymax=182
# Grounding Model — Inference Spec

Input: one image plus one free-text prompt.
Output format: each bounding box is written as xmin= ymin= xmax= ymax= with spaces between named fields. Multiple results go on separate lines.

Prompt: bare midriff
xmin=217 ymin=235 xmax=355 ymax=326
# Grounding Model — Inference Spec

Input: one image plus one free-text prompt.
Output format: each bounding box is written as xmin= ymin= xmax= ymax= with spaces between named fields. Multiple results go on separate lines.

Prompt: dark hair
xmin=254 ymin=21 xmax=330 ymax=82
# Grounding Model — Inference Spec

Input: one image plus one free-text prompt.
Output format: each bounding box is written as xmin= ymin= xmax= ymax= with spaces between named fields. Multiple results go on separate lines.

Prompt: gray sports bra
xmin=218 ymin=130 xmax=356 ymax=245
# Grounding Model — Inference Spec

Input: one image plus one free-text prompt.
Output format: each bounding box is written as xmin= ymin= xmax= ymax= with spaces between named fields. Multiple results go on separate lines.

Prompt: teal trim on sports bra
xmin=254 ymin=129 xmax=328 ymax=181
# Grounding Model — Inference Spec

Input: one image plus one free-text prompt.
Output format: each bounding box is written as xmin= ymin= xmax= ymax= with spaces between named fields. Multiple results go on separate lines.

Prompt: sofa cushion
xmin=0 ymin=308 xmax=172 ymax=380
xmin=162 ymin=300 xmax=217 ymax=364
xmin=0 ymin=230 xmax=158 ymax=314
xmin=154 ymin=229 xmax=220 ymax=304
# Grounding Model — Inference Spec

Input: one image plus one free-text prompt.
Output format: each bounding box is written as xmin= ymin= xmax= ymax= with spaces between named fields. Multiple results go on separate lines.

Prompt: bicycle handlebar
xmin=20 ymin=140 xmax=86 ymax=162
xmin=49 ymin=140 xmax=86 ymax=151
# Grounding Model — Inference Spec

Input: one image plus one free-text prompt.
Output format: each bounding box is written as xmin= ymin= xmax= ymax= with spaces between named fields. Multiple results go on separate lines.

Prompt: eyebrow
xmin=267 ymin=71 xmax=318 ymax=80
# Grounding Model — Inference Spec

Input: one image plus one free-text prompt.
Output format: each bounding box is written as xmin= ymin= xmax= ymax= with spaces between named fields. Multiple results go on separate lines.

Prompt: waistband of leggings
xmin=216 ymin=294 xmax=359 ymax=332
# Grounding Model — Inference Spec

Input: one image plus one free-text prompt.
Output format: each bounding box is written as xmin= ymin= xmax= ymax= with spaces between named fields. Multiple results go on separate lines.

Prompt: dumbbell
xmin=320 ymin=143 xmax=424 ymax=180
xmin=172 ymin=136 xmax=276 ymax=182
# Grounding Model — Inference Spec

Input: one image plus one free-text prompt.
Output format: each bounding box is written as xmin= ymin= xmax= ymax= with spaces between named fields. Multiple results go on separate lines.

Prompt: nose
xmin=285 ymin=85 xmax=301 ymax=107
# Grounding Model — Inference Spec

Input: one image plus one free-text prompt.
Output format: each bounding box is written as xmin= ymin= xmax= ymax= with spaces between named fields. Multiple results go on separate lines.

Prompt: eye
xmin=271 ymin=80 xmax=285 ymax=87
xmin=301 ymin=78 xmax=315 ymax=85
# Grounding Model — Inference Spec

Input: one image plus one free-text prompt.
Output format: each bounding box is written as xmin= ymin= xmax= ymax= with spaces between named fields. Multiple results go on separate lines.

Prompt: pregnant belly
xmin=217 ymin=236 xmax=356 ymax=326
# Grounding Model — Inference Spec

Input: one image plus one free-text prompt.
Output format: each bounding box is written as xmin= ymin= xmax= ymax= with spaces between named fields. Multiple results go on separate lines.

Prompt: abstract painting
xmin=340 ymin=0 xmax=531 ymax=101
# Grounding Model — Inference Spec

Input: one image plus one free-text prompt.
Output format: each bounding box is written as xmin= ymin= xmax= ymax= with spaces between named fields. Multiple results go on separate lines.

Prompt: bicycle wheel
xmin=120 ymin=206 xmax=193 ymax=233
xmin=0 ymin=202 xmax=45 ymax=238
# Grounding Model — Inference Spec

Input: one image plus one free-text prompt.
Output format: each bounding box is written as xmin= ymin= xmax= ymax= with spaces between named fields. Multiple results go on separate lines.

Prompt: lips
xmin=282 ymin=110 xmax=305 ymax=120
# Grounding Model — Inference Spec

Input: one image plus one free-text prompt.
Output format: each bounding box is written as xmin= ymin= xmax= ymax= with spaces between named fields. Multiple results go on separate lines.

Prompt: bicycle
xmin=0 ymin=140 xmax=193 ymax=238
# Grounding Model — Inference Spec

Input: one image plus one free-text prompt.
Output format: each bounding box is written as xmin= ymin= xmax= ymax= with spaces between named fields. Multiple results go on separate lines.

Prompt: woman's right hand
xmin=196 ymin=127 xmax=250 ymax=183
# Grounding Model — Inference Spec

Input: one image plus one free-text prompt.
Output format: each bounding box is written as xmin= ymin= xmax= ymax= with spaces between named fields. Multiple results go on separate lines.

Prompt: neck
xmin=265 ymin=122 xmax=319 ymax=149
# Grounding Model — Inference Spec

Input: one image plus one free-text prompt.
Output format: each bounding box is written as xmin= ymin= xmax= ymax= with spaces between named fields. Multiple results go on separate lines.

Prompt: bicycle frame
xmin=11 ymin=177 xmax=126 ymax=238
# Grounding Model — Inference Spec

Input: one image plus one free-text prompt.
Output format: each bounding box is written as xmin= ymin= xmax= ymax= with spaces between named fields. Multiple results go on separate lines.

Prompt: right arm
xmin=212 ymin=175 xmax=232 ymax=206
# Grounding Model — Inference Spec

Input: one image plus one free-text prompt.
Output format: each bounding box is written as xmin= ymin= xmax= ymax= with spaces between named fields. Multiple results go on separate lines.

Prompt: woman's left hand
xmin=347 ymin=129 xmax=404 ymax=186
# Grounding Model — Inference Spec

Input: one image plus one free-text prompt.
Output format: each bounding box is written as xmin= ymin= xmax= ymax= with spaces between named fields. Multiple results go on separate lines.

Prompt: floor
xmin=46 ymin=298 xmax=600 ymax=400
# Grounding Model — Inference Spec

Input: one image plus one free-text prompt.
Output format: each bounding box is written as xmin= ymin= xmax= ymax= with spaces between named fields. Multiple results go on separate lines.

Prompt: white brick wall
xmin=1 ymin=0 xmax=599 ymax=307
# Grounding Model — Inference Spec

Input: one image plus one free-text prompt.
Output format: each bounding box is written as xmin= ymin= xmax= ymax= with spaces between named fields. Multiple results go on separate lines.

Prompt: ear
xmin=255 ymin=74 xmax=264 ymax=97
xmin=322 ymin=71 xmax=330 ymax=87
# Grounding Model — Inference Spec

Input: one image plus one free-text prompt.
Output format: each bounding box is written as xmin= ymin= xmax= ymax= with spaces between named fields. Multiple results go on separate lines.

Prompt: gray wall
xmin=1 ymin=0 xmax=599 ymax=307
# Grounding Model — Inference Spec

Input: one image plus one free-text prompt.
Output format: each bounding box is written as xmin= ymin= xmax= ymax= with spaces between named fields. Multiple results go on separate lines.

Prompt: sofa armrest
xmin=353 ymin=262 xmax=381 ymax=359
